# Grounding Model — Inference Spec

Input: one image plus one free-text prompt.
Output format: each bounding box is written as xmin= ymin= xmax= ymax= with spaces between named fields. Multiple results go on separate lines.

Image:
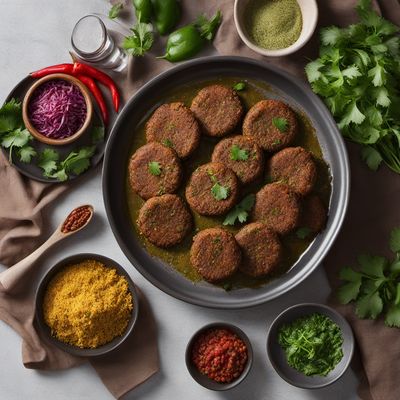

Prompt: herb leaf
xmin=123 ymin=16 xmax=154 ymax=57
xmin=162 ymin=138 xmax=173 ymax=148
xmin=148 ymin=161 xmax=162 ymax=176
xmin=272 ymin=117 xmax=288 ymax=132
xmin=195 ymin=10 xmax=222 ymax=41
xmin=233 ymin=82 xmax=246 ymax=91
xmin=109 ymin=2 xmax=123 ymax=19
xmin=0 ymin=98 xmax=23 ymax=133
xmin=337 ymin=227 xmax=400 ymax=327
xmin=211 ymin=182 xmax=229 ymax=201
xmin=19 ymin=146 xmax=36 ymax=163
xmin=91 ymin=126 xmax=105 ymax=144
xmin=60 ymin=146 xmax=95 ymax=176
xmin=305 ymin=0 xmax=400 ymax=173
xmin=230 ymin=144 xmax=249 ymax=161
xmin=38 ymin=149 xmax=59 ymax=176
xmin=223 ymin=194 xmax=255 ymax=226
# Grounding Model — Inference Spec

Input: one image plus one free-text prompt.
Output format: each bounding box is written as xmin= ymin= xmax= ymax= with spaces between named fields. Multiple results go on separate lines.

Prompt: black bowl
xmin=35 ymin=253 xmax=139 ymax=357
xmin=266 ymin=303 xmax=354 ymax=389
xmin=185 ymin=322 xmax=253 ymax=390
xmin=102 ymin=56 xmax=350 ymax=309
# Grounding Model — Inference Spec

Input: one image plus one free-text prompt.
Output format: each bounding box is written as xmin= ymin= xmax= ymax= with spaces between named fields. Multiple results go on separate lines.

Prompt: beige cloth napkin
xmin=1 ymin=0 xmax=400 ymax=399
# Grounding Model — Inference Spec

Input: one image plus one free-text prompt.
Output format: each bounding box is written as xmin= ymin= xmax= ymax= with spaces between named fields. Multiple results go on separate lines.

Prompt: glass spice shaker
xmin=71 ymin=14 xmax=128 ymax=72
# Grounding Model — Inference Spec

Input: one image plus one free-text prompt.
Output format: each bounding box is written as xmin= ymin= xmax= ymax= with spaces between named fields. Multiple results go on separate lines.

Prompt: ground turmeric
xmin=43 ymin=259 xmax=133 ymax=349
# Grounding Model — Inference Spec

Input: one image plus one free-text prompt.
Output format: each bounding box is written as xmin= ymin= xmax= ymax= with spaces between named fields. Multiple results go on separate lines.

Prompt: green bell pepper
xmin=133 ymin=0 xmax=153 ymax=23
xmin=151 ymin=0 xmax=181 ymax=35
xmin=161 ymin=10 xmax=222 ymax=62
xmin=162 ymin=25 xmax=204 ymax=62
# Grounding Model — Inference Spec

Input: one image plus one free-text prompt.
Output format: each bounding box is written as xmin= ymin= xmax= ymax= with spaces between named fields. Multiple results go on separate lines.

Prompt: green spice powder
xmin=245 ymin=0 xmax=303 ymax=50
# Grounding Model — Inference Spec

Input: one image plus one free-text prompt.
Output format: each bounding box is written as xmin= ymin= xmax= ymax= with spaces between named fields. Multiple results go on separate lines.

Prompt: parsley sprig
xmin=108 ymin=2 xmax=123 ymax=20
xmin=338 ymin=227 xmax=400 ymax=327
xmin=230 ymin=144 xmax=249 ymax=161
xmin=148 ymin=161 xmax=162 ymax=176
xmin=305 ymin=0 xmax=400 ymax=173
xmin=223 ymin=194 xmax=255 ymax=225
xmin=123 ymin=14 xmax=154 ymax=57
xmin=208 ymin=170 xmax=230 ymax=201
xmin=272 ymin=117 xmax=288 ymax=133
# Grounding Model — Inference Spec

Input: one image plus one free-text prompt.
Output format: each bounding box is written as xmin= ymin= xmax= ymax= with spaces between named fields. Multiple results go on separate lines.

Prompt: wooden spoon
xmin=0 ymin=205 xmax=94 ymax=292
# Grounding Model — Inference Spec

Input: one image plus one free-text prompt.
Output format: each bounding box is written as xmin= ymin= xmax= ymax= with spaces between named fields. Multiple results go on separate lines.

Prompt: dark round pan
xmin=35 ymin=253 xmax=139 ymax=357
xmin=102 ymin=56 xmax=350 ymax=309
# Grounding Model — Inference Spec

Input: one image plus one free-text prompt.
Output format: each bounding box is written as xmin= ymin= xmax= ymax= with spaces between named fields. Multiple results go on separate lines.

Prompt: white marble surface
xmin=0 ymin=1 xmax=359 ymax=399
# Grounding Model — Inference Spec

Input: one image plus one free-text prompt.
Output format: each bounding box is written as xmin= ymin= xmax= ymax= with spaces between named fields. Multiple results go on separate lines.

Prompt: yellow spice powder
xmin=43 ymin=259 xmax=133 ymax=349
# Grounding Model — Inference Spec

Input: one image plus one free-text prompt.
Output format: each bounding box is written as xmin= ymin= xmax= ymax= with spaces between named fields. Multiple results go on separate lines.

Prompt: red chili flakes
xmin=191 ymin=328 xmax=248 ymax=383
xmin=61 ymin=205 xmax=92 ymax=233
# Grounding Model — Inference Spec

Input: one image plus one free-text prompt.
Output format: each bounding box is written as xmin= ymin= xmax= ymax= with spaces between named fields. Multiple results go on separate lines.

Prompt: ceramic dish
xmin=185 ymin=322 xmax=253 ymax=390
xmin=102 ymin=56 xmax=350 ymax=309
xmin=35 ymin=253 xmax=139 ymax=357
xmin=1 ymin=75 xmax=105 ymax=183
xmin=22 ymin=73 xmax=93 ymax=146
xmin=234 ymin=0 xmax=318 ymax=57
xmin=266 ymin=303 xmax=354 ymax=388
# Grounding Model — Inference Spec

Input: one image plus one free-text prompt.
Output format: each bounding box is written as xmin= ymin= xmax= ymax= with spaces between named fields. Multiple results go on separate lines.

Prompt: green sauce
xmin=125 ymin=77 xmax=332 ymax=290
xmin=245 ymin=0 xmax=303 ymax=50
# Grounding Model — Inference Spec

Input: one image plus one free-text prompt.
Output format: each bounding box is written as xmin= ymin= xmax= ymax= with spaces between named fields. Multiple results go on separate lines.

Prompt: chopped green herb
xmin=162 ymin=138 xmax=173 ymax=148
xmin=233 ymin=82 xmax=246 ymax=91
xmin=223 ymin=194 xmax=255 ymax=226
xmin=305 ymin=0 xmax=400 ymax=173
xmin=278 ymin=313 xmax=344 ymax=376
xmin=148 ymin=161 xmax=162 ymax=176
xmin=338 ymin=227 xmax=400 ymax=327
xmin=272 ymin=117 xmax=288 ymax=132
xmin=0 ymin=98 xmax=23 ymax=133
xmin=211 ymin=181 xmax=229 ymax=201
xmin=123 ymin=15 xmax=154 ymax=56
xmin=230 ymin=144 xmax=249 ymax=161
xmin=296 ymin=227 xmax=312 ymax=239
xmin=108 ymin=2 xmax=123 ymax=19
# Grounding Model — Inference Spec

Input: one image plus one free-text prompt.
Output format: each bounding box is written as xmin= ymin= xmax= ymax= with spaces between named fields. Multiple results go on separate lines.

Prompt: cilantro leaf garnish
xmin=207 ymin=170 xmax=230 ymax=201
xmin=0 ymin=98 xmax=23 ymax=133
xmin=223 ymin=194 xmax=255 ymax=226
xmin=230 ymin=144 xmax=249 ymax=161
xmin=162 ymin=138 xmax=173 ymax=148
xmin=211 ymin=182 xmax=229 ymax=201
xmin=338 ymin=227 xmax=400 ymax=327
xmin=109 ymin=2 xmax=123 ymax=20
xmin=123 ymin=15 xmax=154 ymax=57
xmin=272 ymin=117 xmax=288 ymax=133
xmin=233 ymin=82 xmax=246 ymax=91
xmin=148 ymin=161 xmax=162 ymax=176
xmin=305 ymin=0 xmax=400 ymax=173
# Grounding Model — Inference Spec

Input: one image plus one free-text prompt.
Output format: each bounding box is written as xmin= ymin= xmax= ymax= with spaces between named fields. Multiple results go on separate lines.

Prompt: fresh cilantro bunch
xmin=305 ymin=0 xmax=400 ymax=173
xmin=278 ymin=313 xmax=344 ymax=376
xmin=338 ymin=227 xmax=400 ymax=327
xmin=0 ymin=99 xmax=36 ymax=163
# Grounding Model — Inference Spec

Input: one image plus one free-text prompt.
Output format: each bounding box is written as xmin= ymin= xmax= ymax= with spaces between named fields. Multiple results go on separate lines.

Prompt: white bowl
xmin=234 ymin=0 xmax=318 ymax=57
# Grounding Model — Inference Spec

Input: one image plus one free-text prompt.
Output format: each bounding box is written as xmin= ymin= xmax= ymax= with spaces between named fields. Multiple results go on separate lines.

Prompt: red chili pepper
xmin=77 ymin=75 xmax=109 ymax=126
xmin=71 ymin=63 xmax=120 ymax=113
xmin=30 ymin=62 xmax=120 ymax=113
xmin=30 ymin=63 xmax=74 ymax=78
